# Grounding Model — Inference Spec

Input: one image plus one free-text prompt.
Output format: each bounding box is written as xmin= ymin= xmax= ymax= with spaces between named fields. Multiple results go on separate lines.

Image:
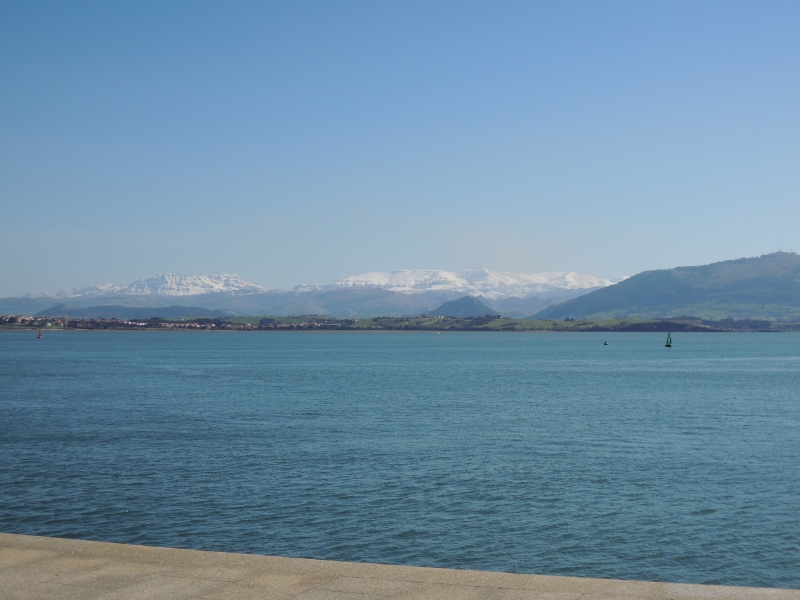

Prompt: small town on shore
xmin=2 ymin=313 xmax=797 ymax=332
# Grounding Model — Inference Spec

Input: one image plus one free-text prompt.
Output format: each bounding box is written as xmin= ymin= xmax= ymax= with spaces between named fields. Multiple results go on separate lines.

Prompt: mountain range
xmin=7 ymin=253 xmax=798 ymax=321
xmin=49 ymin=273 xmax=267 ymax=298
xmin=294 ymin=268 xmax=623 ymax=299
xmin=534 ymin=251 xmax=800 ymax=321
xmin=3 ymin=269 xmax=622 ymax=319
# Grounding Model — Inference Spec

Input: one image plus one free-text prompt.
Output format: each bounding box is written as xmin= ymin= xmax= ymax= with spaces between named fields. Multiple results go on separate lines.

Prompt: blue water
xmin=1 ymin=331 xmax=799 ymax=588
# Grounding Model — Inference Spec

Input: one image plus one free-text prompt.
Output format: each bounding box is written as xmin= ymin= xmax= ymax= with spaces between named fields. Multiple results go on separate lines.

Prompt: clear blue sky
xmin=2 ymin=0 xmax=799 ymax=295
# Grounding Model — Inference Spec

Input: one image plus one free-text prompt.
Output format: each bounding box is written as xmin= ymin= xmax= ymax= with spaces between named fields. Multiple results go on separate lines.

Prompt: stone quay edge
xmin=1 ymin=533 xmax=798 ymax=599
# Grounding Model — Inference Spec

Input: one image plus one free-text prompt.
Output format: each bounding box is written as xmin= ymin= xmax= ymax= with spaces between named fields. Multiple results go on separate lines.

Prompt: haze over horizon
xmin=12 ymin=266 xmax=624 ymax=299
xmin=3 ymin=1 xmax=799 ymax=297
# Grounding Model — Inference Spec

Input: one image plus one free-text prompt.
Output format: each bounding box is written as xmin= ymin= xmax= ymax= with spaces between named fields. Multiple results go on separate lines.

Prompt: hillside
xmin=34 ymin=305 xmax=230 ymax=320
xmin=315 ymin=268 xmax=623 ymax=298
xmin=429 ymin=296 xmax=497 ymax=318
xmin=55 ymin=273 xmax=268 ymax=297
xmin=534 ymin=252 xmax=800 ymax=320
xmin=2 ymin=268 xmax=618 ymax=319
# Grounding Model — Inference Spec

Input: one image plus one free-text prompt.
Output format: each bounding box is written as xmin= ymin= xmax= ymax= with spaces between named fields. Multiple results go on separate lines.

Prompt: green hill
xmin=429 ymin=296 xmax=497 ymax=318
xmin=534 ymin=252 xmax=800 ymax=321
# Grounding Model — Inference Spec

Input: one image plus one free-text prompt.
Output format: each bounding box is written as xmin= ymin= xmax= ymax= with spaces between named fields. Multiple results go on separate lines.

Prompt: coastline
xmin=3 ymin=316 xmax=799 ymax=332
xmin=2 ymin=533 xmax=798 ymax=599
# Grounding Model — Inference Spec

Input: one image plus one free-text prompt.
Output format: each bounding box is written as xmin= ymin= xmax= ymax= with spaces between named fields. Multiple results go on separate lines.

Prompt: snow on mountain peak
xmin=55 ymin=273 xmax=268 ymax=298
xmin=322 ymin=269 xmax=625 ymax=299
xmin=48 ymin=268 xmax=625 ymax=300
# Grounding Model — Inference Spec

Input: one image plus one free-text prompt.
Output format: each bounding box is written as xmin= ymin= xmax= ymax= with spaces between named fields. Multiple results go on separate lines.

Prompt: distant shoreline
xmin=3 ymin=315 xmax=799 ymax=333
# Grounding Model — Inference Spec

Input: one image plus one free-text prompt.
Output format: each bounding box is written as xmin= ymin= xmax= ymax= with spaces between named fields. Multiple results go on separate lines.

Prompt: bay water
xmin=1 ymin=330 xmax=798 ymax=587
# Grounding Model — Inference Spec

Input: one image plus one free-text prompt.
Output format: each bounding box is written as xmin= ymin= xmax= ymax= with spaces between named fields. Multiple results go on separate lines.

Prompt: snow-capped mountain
xmin=300 ymin=268 xmax=626 ymax=299
xmin=6 ymin=268 xmax=628 ymax=319
xmin=47 ymin=269 xmax=624 ymax=300
xmin=55 ymin=273 xmax=268 ymax=298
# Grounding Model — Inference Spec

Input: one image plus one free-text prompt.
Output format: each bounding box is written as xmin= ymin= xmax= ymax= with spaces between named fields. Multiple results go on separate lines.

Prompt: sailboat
xmin=37 ymin=328 xmax=42 ymax=339
xmin=665 ymin=333 xmax=672 ymax=347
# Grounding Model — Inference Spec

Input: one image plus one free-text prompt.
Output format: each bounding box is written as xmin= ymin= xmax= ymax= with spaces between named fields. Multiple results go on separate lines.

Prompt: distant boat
xmin=37 ymin=329 xmax=42 ymax=339
xmin=603 ymin=341 xmax=609 ymax=346
xmin=665 ymin=333 xmax=672 ymax=347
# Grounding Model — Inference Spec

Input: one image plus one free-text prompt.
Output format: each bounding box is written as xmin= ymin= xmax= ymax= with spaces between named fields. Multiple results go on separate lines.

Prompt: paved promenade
xmin=1 ymin=533 xmax=798 ymax=599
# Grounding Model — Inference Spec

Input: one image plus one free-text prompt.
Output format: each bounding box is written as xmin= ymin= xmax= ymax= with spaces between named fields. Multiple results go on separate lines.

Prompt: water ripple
xmin=2 ymin=331 xmax=800 ymax=588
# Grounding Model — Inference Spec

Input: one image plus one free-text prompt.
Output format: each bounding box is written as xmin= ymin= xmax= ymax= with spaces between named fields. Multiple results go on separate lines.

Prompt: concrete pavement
xmin=1 ymin=533 xmax=797 ymax=599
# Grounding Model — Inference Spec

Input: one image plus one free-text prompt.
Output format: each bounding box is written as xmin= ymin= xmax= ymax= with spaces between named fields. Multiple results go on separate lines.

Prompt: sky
xmin=2 ymin=0 xmax=800 ymax=296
